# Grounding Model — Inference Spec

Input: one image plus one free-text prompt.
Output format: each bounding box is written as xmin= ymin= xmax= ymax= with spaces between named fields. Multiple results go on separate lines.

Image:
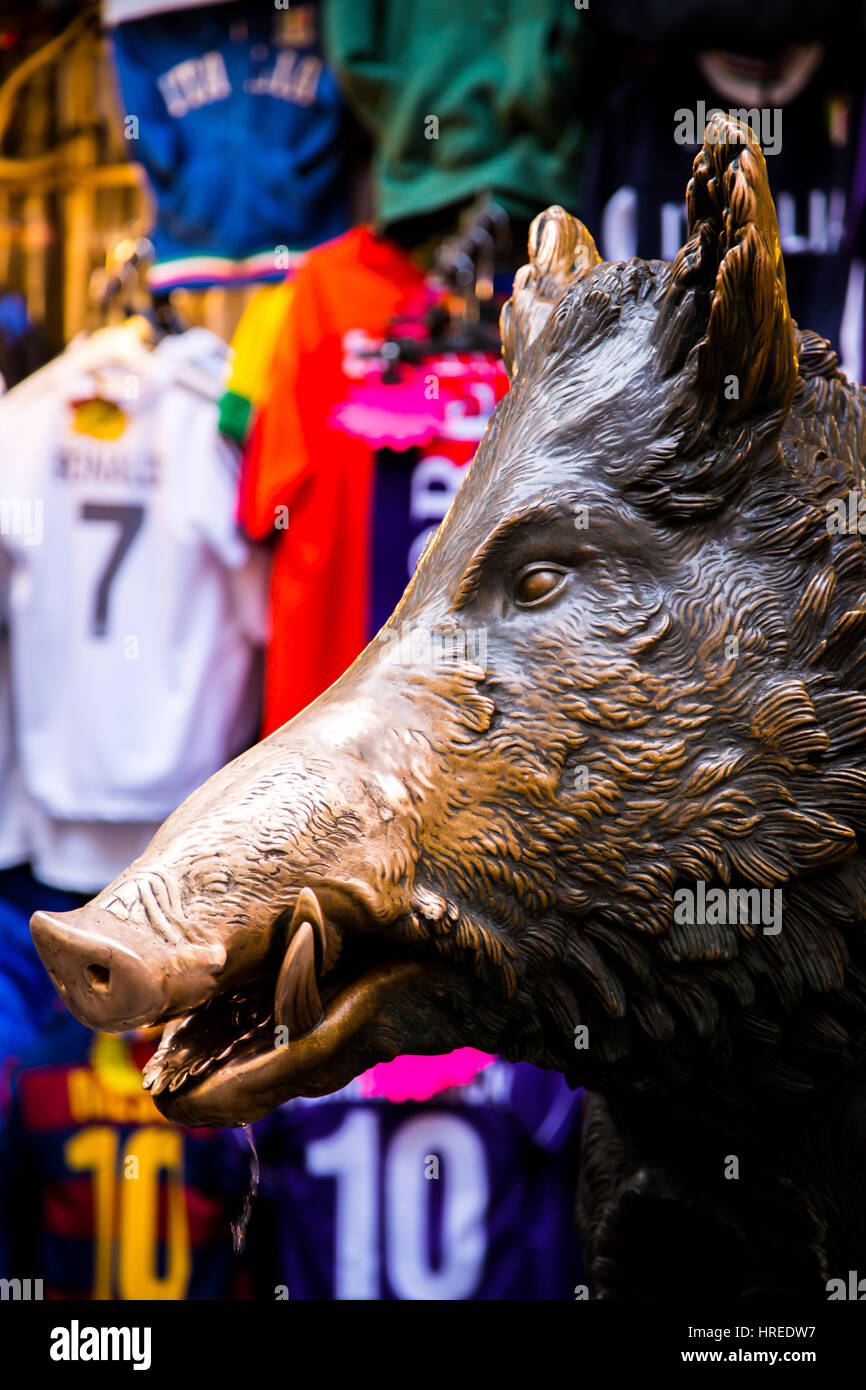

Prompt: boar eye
xmin=514 ymin=564 xmax=567 ymax=607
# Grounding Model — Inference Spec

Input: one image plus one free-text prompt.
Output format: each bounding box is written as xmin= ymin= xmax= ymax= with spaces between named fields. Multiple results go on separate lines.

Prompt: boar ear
xmin=660 ymin=115 xmax=797 ymax=423
xmin=500 ymin=206 xmax=602 ymax=379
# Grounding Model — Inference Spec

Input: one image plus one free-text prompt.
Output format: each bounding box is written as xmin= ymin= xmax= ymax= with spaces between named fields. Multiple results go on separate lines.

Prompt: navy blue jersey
xmin=580 ymin=48 xmax=863 ymax=361
xmin=0 ymin=867 xmax=84 ymax=1075
xmin=252 ymin=1060 xmax=584 ymax=1300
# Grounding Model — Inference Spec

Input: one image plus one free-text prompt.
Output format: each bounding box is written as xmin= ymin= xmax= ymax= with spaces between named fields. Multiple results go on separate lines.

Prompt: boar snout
xmin=30 ymin=904 xmax=221 ymax=1031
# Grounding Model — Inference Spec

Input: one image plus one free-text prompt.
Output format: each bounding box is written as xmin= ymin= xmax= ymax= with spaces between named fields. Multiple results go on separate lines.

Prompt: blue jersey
xmin=109 ymin=0 xmax=352 ymax=289
xmin=0 ymin=867 xmax=84 ymax=1076
xmin=252 ymin=1060 xmax=583 ymax=1300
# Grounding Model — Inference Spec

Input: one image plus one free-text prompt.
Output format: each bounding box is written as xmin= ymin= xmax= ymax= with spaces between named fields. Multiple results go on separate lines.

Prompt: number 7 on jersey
xmin=80 ymin=502 xmax=145 ymax=638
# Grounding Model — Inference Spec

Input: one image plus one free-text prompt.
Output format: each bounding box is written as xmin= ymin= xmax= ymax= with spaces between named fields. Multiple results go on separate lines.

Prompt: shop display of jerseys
xmin=0 ymin=1015 xmax=253 ymax=1299
xmin=239 ymin=226 xmax=508 ymax=735
xmin=0 ymin=323 xmax=266 ymax=840
xmin=252 ymin=1059 xmax=584 ymax=1301
xmin=580 ymin=45 xmax=864 ymax=370
xmin=107 ymin=0 xmax=352 ymax=290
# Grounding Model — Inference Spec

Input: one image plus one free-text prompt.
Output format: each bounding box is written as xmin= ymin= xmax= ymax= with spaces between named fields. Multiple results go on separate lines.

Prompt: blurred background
xmin=0 ymin=0 xmax=863 ymax=1303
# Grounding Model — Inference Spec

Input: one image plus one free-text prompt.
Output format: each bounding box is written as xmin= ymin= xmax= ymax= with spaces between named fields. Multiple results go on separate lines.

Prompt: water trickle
xmin=231 ymin=1123 xmax=260 ymax=1255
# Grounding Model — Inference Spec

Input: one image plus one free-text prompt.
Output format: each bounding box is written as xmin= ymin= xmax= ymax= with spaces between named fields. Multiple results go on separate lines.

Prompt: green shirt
xmin=325 ymin=0 xmax=587 ymax=227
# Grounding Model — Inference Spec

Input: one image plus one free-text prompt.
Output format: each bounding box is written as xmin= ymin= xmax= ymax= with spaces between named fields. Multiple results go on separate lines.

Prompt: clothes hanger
xmin=363 ymin=200 xmax=512 ymax=376
xmin=90 ymin=235 xmax=186 ymax=344
xmin=72 ymin=234 xmax=225 ymax=399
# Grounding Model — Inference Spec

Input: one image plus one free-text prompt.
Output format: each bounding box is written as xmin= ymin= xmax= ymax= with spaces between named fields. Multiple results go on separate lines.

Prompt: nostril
xmin=85 ymin=963 xmax=111 ymax=994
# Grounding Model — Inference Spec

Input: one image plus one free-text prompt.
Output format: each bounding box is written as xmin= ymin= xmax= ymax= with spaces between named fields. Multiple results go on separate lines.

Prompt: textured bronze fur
xmin=31 ymin=119 xmax=866 ymax=1296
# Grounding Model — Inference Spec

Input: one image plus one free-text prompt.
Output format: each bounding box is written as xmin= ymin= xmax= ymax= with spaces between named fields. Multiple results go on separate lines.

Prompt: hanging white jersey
xmin=0 ymin=582 xmax=160 ymax=888
xmin=26 ymin=814 xmax=162 ymax=895
xmin=0 ymin=325 xmax=267 ymax=823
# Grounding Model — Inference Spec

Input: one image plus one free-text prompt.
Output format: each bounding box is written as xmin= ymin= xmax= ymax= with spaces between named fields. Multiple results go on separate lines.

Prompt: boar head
xmin=31 ymin=118 xmax=866 ymax=1132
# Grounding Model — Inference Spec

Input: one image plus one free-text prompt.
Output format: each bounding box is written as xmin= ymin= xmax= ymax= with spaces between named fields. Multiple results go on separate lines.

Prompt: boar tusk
xmin=286 ymin=886 xmax=341 ymax=974
xmin=274 ymin=921 xmax=323 ymax=1037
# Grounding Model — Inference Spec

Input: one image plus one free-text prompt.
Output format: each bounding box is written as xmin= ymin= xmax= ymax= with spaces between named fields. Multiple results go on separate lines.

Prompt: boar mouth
xmin=143 ymin=885 xmax=468 ymax=1126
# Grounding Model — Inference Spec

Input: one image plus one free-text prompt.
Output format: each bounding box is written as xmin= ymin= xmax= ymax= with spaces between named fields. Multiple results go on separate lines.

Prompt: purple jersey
xmin=251 ymin=1060 xmax=583 ymax=1300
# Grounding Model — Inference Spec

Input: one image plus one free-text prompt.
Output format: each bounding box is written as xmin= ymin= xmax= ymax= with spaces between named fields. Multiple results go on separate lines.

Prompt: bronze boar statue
xmin=31 ymin=118 xmax=866 ymax=1297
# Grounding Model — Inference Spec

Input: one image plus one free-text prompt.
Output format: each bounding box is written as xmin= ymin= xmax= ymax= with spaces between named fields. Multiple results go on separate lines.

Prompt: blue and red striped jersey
xmin=0 ymin=1013 xmax=253 ymax=1299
